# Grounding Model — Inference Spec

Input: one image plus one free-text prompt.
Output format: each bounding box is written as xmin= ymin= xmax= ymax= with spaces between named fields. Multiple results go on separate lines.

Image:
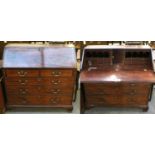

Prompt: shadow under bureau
xmin=2 ymin=44 xmax=77 ymax=112
xmin=80 ymin=45 xmax=155 ymax=113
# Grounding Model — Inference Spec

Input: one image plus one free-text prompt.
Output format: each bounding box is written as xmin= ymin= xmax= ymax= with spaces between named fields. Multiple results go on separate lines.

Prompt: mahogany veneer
xmin=80 ymin=45 xmax=155 ymax=113
xmin=2 ymin=44 xmax=77 ymax=111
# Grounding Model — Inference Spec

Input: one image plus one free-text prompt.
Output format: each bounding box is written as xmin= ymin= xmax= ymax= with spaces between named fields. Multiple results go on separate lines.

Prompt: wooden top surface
xmin=80 ymin=70 xmax=155 ymax=83
xmin=3 ymin=45 xmax=76 ymax=68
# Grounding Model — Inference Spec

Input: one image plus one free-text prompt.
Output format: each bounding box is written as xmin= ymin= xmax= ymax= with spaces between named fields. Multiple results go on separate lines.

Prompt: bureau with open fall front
xmin=2 ymin=45 xmax=77 ymax=111
xmin=80 ymin=45 xmax=155 ymax=113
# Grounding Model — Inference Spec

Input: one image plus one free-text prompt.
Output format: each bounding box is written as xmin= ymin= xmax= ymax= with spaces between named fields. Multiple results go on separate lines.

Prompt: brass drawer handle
xmin=17 ymin=71 xmax=28 ymax=77
xmin=50 ymin=98 xmax=59 ymax=104
xmin=37 ymin=78 xmax=42 ymax=82
xmin=52 ymin=71 xmax=62 ymax=76
xmin=130 ymin=83 xmax=136 ymax=86
xmin=18 ymin=79 xmax=28 ymax=85
xmin=21 ymin=100 xmax=27 ymax=104
xmin=38 ymin=86 xmax=41 ymax=90
xmin=19 ymin=91 xmax=27 ymax=94
xmin=51 ymin=89 xmax=60 ymax=94
xmin=51 ymin=80 xmax=61 ymax=85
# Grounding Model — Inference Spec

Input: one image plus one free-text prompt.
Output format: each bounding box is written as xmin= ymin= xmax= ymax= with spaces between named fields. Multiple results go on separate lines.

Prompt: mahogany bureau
xmin=0 ymin=77 xmax=5 ymax=113
xmin=80 ymin=45 xmax=155 ymax=113
xmin=2 ymin=44 xmax=77 ymax=112
xmin=0 ymin=60 xmax=5 ymax=113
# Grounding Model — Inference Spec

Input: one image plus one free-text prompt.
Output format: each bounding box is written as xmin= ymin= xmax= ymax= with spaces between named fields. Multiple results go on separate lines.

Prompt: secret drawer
xmin=40 ymin=69 xmax=73 ymax=77
xmin=5 ymin=69 xmax=39 ymax=77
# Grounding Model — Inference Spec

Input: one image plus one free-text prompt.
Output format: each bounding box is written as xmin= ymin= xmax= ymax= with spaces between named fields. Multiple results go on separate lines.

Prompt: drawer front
xmin=40 ymin=70 xmax=73 ymax=77
xmin=7 ymin=95 xmax=72 ymax=106
xmin=7 ymin=95 xmax=42 ymax=105
xmin=6 ymin=85 xmax=44 ymax=95
xmin=5 ymin=70 xmax=39 ymax=77
xmin=86 ymin=94 xmax=149 ymax=107
xmin=122 ymin=95 xmax=148 ymax=105
xmin=5 ymin=78 xmax=41 ymax=86
xmin=42 ymin=95 xmax=72 ymax=105
xmin=44 ymin=87 xmax=73 ymax=94
xmin=121 ymin=83 xmax=151 ymax=89
xmin=84 ymin=83 xmax=120 ymax=95
xmin=84 ymin=83 xmax=151 ymax=95
xmin=42 ymin=77 xmax=74 ymax=87
xmin=86 ymin=95 xmax=120 ymax=106
xmin=6 ymin=85 xmax=73 ymax=95
xmin=5 ymin=77 xmax=74 ymax=87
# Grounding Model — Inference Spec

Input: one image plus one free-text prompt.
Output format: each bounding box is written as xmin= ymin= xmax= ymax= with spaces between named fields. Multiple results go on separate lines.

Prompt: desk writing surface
xmin=80 ymin=70 xmax=155 ymax=83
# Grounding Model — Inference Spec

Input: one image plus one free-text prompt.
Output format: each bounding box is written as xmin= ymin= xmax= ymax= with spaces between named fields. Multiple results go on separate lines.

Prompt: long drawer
xmin=84 ymin=83 xmax=151 ymax=95
xmin=7 ymin=95 xmax=72 ymax=106
xmin=86 ymin=94 xmax=148 ymax=106
xmin=6 ymin=85 xmax=73 ymax=95
xmin=5 ymin=69 xmax=74 ymax=78
xmin=5 ymin=77 xmax=74 ymax=86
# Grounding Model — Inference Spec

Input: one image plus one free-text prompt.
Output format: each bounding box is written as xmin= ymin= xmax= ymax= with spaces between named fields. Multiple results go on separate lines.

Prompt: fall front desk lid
xmin=3 ymin=45 xmax=76 ymax=68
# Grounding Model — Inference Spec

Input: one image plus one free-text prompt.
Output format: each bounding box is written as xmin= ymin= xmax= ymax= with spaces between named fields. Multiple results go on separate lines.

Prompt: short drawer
xmin=5 ymin=78 xmax=41 ymax=86
xmin=40 ymin=69 xmax=73 ymax=77
xmin=7 ymin=95 xmax=42 ymax=105
xmin=5 ymin=69 xmax=39 ymax=77
xmin=122 ymin=95 xmax=148 ymax=105
xmin=6 ymin=85 xmax=44 ymax=95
